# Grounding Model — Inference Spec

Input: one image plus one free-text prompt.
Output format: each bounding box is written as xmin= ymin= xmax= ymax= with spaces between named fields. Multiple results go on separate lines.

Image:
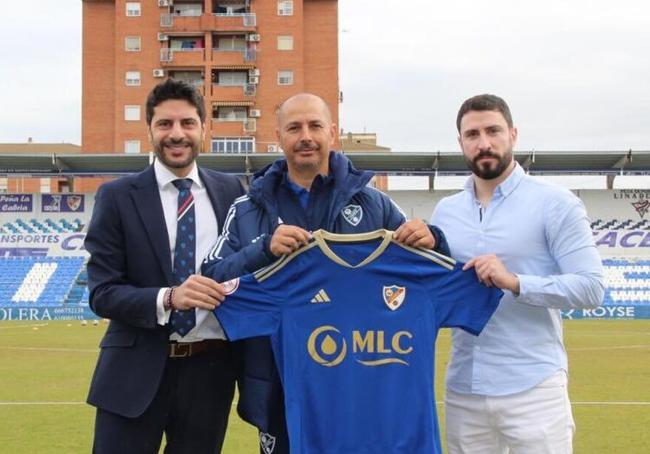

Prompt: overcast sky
xmin=1 ymin=0 xmax=649 ymax=153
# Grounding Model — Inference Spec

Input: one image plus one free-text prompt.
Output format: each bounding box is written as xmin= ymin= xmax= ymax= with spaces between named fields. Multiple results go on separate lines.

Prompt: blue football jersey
xmin=215 ymin=230 xmax=502 ymax=454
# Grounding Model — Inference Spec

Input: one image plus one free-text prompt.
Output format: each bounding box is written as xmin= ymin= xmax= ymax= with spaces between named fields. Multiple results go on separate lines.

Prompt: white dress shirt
xmin=153 ymin=159 xmax=226 ymax=341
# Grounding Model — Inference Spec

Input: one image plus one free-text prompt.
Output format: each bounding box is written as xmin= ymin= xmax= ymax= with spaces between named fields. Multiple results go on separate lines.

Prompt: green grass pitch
xmin=0 ymin=319 xmax=648 ymax=453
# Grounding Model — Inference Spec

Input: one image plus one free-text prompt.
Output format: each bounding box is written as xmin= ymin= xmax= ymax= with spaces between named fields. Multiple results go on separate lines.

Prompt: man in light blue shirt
xmin=430 ymin=94 xmax=604 ymax=453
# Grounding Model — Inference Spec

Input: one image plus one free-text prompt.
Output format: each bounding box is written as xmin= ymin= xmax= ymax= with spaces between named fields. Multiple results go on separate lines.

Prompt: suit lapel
xmin=130 ymin=166 xmax=174 ymax=284
xmin=199 ymin=168 xmax=228 ymax=233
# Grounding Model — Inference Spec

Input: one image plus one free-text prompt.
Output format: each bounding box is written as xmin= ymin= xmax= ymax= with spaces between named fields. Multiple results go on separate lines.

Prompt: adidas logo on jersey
xmin=311 ymin=289 xmax=331 ymax=303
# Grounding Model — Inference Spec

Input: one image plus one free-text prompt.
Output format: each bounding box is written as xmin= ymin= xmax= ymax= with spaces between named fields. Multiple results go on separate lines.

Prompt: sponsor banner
xmin=41 ymin=194 xmax=85 ymax=213
xmin=0 ymin=305 xmax=99 ymax=321
xmin=593 ymin=230 xmax=650 ymax=249
xmin=562 ymin=305 xmax=650 ymax=320
xmin=0 ymin=233 xmax=87 ymax=257
xmin=0 ymin=194 xmax=33 ymax=212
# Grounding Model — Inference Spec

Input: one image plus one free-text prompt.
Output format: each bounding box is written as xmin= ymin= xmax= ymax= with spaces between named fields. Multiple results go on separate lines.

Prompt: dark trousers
xmin=93 ymin=348 xmax=236 ymax=454
xmin=258 ymin=393 xmax=290 ymax=454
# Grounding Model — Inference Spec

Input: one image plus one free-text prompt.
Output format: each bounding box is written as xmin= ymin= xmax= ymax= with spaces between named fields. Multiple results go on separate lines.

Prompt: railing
xmin=161 ymin=11 xmax=204 ymax=27
xmin=243 ymin=84 xmax=256 ymax=96
xmin=212 ymin=12 xmax=256 ymax=26
xmin=161 ymin=13 xmax=173 ymax=27
xmin=161 ymin=48 xmax=173 ymax=62
xmin=176 ymin=79 xmax=204 ymax=88
xmin=212 ymin=116 xmax=248 ymax=122
xmin=243 ymin=119 xmax=257 ymax=133
xmin=244 ymin=47 xmax=257 ymax=62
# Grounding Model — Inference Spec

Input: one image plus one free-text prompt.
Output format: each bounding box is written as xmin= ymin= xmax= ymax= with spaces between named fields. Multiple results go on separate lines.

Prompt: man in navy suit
xmin=85 ymin=79 xmax=245 ymax=454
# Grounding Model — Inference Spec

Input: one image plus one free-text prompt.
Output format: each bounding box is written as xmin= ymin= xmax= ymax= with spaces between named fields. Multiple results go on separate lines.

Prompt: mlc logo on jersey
xmin=307 ymin=325 xmax=413 ymax=367
xmin=383 ymin=285 xmax=406 ymax=311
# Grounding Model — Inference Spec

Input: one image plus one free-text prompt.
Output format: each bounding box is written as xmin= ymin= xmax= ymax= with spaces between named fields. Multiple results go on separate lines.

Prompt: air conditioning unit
xmin=158 ymin=0 xmax=171 ymax=7
xmin=247 ymin=34 xmax=261 ymax=42
xmin=248 ymin=68 xmax=260 ymax=77
xmin=153 ymin=69 xmax=165 ymax=78
xmin=249 ymin=109 xmax=261 ymax=118
xmin=249 ymin=76 xmax=259 ymax=85
xmin=157 ymin=32 xmax=168 ymax=41
xmin=267 ymin=144 xmax=279 ymax=153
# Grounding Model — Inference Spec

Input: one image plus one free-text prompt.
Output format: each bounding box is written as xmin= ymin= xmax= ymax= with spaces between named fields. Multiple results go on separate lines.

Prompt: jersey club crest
xmin=260 ymin=432 xmax=276 ymax=454
xmin=222 ymin=278 xmax=240 ymax=295
xmin=342 ymin=204 xmax=363 ymax=226
xmin=383 ymin=285 xmax=406 ymax=311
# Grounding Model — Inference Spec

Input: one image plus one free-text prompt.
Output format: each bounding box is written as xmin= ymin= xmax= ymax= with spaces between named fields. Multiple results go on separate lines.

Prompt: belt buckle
xmin=169 ymin=343 xmax=191 ymax=358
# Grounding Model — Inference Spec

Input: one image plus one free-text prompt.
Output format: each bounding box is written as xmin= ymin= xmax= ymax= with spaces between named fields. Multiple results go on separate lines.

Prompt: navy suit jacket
xmin=85 ymin=165 xmax=245 ymax=418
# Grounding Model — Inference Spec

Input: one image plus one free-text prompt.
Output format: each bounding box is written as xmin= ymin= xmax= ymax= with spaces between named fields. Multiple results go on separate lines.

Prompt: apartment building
xmin=81 ymin=0 xmax=339 ymax=159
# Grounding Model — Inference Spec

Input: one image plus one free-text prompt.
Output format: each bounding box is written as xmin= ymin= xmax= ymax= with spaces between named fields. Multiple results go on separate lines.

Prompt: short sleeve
xmin=430 ymin=263 xmax=502 ymax=335
xmin=214 ymin=273 xmax=281 ymax=341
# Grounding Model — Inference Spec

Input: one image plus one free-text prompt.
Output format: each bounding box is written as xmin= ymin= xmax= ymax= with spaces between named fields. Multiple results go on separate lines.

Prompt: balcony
xmin=210 ymin=83 xmax=257 ymax=99
xmin=206 ymin=13 xmax=257 ymax=32
xmin=161 ymin=12 xmax=256 ymax=32
xmin=211 ymin=47 xmax=256 ymax=65
xmin=160 ymin=48 xmax=206 ymax=66
xmin=211 ymin=118 xmax=256 ymax=136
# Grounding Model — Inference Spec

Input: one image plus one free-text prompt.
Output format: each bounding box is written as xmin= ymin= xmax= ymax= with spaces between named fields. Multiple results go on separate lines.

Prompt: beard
xmin=154 ymin=138 xmax=200 ymax=170
xmin=465 ymin=147 xmax=513 ymax=180
xmin=291 ymin=142 xmax=326 ymax=170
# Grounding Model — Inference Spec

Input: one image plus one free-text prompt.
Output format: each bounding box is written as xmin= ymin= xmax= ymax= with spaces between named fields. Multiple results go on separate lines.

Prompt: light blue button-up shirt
xmin=431 ymin=163 xmax=604 ymax=396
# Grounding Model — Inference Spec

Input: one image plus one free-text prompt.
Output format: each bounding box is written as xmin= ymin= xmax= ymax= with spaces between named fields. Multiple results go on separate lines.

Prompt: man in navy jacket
xmin=86 ymin=80 xmax=245 ymax=453
xmin=202 ymin=93 xmax=448 ymax=454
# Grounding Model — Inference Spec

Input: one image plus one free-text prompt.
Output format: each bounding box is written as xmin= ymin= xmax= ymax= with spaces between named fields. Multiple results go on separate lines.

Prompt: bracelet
xmin=165 ymin=286 xmax=177 ymax=311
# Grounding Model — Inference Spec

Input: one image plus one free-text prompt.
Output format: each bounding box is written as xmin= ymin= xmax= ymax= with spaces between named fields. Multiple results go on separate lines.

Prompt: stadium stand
xmin=602 ymin=259 xmax=650 ymax=305
xmin=591 ymin=218 xmax=650 ymax=230
xmin=1 ymin=256 xmax=86 ymax=305
xmin=0 ymin=218 xmax=85 ymax=234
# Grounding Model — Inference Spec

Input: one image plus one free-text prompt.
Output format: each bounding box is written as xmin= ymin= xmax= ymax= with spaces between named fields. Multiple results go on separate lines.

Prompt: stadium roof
xmin=0 ymin=150 xmax=649 ymax=176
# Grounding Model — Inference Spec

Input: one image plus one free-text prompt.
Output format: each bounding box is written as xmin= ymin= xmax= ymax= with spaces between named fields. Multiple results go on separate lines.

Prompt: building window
xmin=125 ymin=71 xmax=141 ymax=86
xmin=212 ymin=137 xmax=255 ymax=154
xmin=215 ymin=106 xmax=248 ymax=121
xmin=126 ymin=2 xmax=141 ymax=16
xmin=214 ymin=2 xmax=247 ymax=15
xmin=277 ymin=70 xmax=294 ymax=86
xmin=0 ymin=177 xmax=7 ymax=193
xmin=277 ymin=35 xmax=293 ymax=51
xmin=278 ymin=0 xmax=293 ymax=16
xmin=40 ymin=178 xmax=51 ymax=194
xmin=214 ymin=34 xmax=247 ymax=51
xmin=124 ymin=140 xmax=141 ymax=154
xmin=216 ymin=71 xmax=248 ymax=86
xmin=125 ymin=36 xmax=141 ymax=52
xmin=173 ymin=3 xmax=203 ymax=16
xmin=124 ymin=105 xmax=141 ymax=121
xmin=170 ymin=37 xmax=204 ymax=50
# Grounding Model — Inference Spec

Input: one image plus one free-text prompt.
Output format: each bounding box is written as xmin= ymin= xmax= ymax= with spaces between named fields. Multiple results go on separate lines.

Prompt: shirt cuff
xmin=156 ymin=287 xmax=172 ymax=326
xmin=513 ymin=274 xmax=537 ymax=302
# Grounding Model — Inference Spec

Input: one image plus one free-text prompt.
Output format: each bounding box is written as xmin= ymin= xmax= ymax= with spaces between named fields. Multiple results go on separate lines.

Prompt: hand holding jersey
xmin=463 ymin=254 xmax=520 ymax=295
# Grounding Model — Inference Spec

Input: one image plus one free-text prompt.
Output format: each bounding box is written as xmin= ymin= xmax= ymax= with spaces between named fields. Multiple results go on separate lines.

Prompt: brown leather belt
xmin=168 ymin=339 xmax=228 ymax=358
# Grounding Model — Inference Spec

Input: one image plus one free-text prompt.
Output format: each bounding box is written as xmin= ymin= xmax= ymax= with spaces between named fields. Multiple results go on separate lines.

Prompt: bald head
xmin=276 ymin=93 xmax=332 ymax=126
xmin=275 ymin=92 xmax=337 ymax=185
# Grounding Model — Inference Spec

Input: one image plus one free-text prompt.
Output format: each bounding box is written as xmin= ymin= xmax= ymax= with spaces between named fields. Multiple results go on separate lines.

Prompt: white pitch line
xmin=0 ymin=346 xmax=97 ymax=353
xmin=0 ymin=323 xmax=49 ymax=330
xmin=0 ymin=401 xmax=86 ymax=406
xmin=570 ymin=402 xmax=650 ymax=406
xmin=2 ymin=401 xmax=649 ymax=407
xmin=570 ymin=344 xmax=650 ymax=351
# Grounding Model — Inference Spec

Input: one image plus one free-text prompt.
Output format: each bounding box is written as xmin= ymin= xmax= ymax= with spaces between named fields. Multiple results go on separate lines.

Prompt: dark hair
xmin=456 ymin=94 xmax=513 ymax=132
xmin=145 ymin=79 xmax=205 ymax=125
